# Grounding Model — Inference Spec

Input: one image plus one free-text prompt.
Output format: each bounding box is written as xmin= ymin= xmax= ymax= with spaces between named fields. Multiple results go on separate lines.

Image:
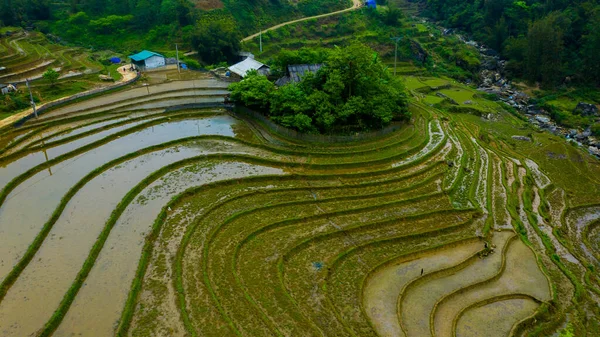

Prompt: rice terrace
xmin=1 ymin=1 xmax=600 ymax=337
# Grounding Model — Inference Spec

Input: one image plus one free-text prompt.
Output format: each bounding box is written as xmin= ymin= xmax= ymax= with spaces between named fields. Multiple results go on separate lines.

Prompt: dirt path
xmin=0 ymin=65 xmax=138 ymax=129
xmin=241 ymin=0 xmax=363 ymax=42
xmin=117 ymin=63 xmax=138 ymax=82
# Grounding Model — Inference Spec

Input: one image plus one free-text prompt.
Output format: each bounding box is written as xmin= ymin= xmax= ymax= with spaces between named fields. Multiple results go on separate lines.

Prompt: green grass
xmin=1 ymin=38 xmax=600 ymax=337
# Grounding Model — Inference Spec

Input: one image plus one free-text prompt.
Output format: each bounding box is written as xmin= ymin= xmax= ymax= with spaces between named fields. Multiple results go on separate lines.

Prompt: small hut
xmin=228 ymin=58 xmax=270 ymax=79
xmin=128 ymin=50 xmax=166 ymax=70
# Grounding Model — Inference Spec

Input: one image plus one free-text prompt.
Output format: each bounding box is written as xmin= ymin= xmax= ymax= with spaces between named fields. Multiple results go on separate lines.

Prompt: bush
xmin=228 ymin=70 xmax=274 ymax=109
xmin=591 ymin=123 xmax=600 ymax=137
xmin=43 ymin=68 xmax=60 ymax=87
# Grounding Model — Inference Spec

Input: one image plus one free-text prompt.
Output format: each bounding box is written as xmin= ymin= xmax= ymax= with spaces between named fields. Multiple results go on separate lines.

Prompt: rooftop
xmin=128 ymin=50 xmax=164 ymax=62
xmin=229 ymin=58 xmax=269 ymax=77
xmin=275 ymin=64 xmax=323 ymax=86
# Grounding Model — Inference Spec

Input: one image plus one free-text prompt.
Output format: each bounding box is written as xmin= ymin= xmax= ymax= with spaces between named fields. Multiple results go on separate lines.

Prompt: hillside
xmin=0 ymin=0 xmax=350 ymax=55
xmin=0 ymin=1 xmax=599 ymax=337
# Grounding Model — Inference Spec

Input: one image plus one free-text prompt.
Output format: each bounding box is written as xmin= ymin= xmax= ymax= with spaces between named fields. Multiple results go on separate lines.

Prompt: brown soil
xmin=190 ymin=0 xmax=224 ymax=10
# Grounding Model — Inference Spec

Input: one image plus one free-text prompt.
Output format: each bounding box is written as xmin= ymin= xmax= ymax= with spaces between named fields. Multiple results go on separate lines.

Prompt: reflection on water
xmin=0 ymin=114 xmax=239 ymax=337
xmin=56 ymin=161 xmax=284 ymax=337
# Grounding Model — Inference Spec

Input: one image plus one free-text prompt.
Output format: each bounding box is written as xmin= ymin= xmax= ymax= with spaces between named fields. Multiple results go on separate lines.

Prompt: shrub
xmin=591 ymin=123 xmax=600 ymax=136
xmin=228 ymin=70 xmax=274 ymax=109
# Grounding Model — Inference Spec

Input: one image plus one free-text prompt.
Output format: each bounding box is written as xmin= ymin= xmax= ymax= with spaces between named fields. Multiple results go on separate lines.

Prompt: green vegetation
xmin=0 ymin=30 xmax=131 ymax=119
xmin=0 ymin=1 xmax=600 ymax=337
xmin=1 ymin=0 xmax=348 ymax=63
xmin=0 ymin=71 xmax=599 ymax=337
xmin=42 ymin=68 xmax=59 ymax=86
xmin=229 ymin=42 xmax=409 ymax=133
xmin=422 ymin=0 xmax=600 ymax=88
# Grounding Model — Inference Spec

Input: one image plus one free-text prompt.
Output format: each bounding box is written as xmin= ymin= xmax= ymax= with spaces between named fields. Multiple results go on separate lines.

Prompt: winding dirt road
xmin=241 ymin=0 xmax=364 ymax=42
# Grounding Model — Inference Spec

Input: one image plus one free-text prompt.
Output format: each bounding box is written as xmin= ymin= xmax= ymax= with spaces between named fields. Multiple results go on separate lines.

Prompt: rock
xmin=480 ymin=48 xmax=499 ymax=57
xmin=410 ymin=40 xmax=428 ymax=63
xmin=464 ymin=100 xmax=473 ymax=105
xmin=481 ymin=57 xmax=497 ymax=70
xmin=573 ymin=102 xmax=599 ymax=116
xmin=512 ymin=135 xmax=532 ymax=142
xmin=98 ymin=74 xmax=114 ymax=81
xmin=436 ymin=92 xmax=458 ymax=105
xmin=466 ymin=40 xmax=478 ymax=48
xmin=536 ymin=116 xmax=551 ymax=124
xmin=589 ymin=146 xmax=600 ymax=157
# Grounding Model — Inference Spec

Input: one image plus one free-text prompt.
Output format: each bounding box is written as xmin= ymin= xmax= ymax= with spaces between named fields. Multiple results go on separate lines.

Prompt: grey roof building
xmin=228 ymin=58 xmax=270 ymax=78
xmin=275 ymin=64 xmax=323 ymax=86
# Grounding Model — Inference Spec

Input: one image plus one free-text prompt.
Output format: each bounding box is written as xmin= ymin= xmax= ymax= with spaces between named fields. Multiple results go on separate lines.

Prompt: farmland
xmin=0 ymin=65 xmax=598 ymax=336
xmin=0 ymin=28 xmax=127 ymax=120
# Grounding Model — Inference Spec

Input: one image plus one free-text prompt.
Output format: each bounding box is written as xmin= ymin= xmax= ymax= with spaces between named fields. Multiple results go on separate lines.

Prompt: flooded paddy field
xmin=0 ymin=77 xmax=599 ymax=337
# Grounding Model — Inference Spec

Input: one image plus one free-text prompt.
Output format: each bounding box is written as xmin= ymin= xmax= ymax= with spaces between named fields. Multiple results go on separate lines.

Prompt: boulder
xmin=410 ymin=40 xmax=428 ymax=63
xmin=535 ymin=116 xmax=551 ymax=124
xmin=589 ymin=146 xmax=600 ymax=157
xmin=512 ymin=135 xmax=532 ymax=142
xmin=464 ymin=100 xmax=473 ymax=105
xmin=480 ymin=48 xmax=499 ymax=57
xmin=481 ymin=57 xmax=497 ymax=71
xmin=573 ymin=102 xmax=599 ymax=116
xmin=98 ymin=74 xmax=114 ymax=82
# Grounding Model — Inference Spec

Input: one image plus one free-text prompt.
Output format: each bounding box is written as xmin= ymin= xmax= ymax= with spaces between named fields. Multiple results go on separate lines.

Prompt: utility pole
xmin=176 ymin=43 xmax=181 ymax=74
xmin=26 ymin=78 xmax=37 ymax=118
xmin=259 ymin=20 xmax=263 ymax=53
xmin=391 ymin=36 xmax=402 ymax=76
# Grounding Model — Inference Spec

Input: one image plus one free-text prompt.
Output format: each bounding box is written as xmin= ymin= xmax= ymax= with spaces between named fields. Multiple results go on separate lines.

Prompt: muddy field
xmin=0 ymin=76 xmax=599 ymax=336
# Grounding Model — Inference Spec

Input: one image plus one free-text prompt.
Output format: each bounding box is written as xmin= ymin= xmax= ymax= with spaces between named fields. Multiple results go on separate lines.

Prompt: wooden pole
xmin=176 ymin=43 xmax=181 ymax=74
xmin=26 ymin=78 xmax=37 ymax=118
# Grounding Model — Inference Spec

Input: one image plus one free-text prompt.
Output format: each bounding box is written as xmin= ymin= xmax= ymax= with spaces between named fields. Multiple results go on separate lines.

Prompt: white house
xmin=129 ymin=50 xmax=166 ymax=70
xmin=228 ymin=58 xmax=270 ymax=79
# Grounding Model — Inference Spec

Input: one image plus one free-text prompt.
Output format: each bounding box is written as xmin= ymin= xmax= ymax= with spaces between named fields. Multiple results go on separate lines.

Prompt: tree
xmin=228 ymin=70 xmax=274 ymax=108
xmin=383 ymin=5 xmax=403 ymax=26
xmin=229 ymin=43 xmax=409 ymax=133
xmin=43 ymin=68 xmax=60 ymax=86
xmin=525 ymin=14 xmax=564 ymax=86
xmin=582 ymin=11 xmax=600 ymax=85
xmin=191 ymin=15 xmax=241 ymax=64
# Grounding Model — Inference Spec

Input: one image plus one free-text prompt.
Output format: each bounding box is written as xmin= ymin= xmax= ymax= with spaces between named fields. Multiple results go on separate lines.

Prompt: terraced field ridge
xmin=0 ymin=74 xmax=599 ymax=336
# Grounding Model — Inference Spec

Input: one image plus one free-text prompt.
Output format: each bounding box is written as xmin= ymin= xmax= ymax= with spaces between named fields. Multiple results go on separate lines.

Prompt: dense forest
xmin=0 ymin=0 xmax=347 ymax=63
xmin=420 ymin=0 xmax=600 ymax=88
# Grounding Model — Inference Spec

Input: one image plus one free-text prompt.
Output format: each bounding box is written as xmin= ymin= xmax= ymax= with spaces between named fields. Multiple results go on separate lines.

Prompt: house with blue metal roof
xmin=128 ymin=50 xmax=165 ymax=70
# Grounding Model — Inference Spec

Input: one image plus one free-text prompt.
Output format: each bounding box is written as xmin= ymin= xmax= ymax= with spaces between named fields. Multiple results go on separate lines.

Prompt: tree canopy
xmin=229 ymin=43 xmax=409 ymax=133
xmin=422 ymin=0 xmax=600 ymax=87
xmin=42 ymin=68 xmax=60 ymax=86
